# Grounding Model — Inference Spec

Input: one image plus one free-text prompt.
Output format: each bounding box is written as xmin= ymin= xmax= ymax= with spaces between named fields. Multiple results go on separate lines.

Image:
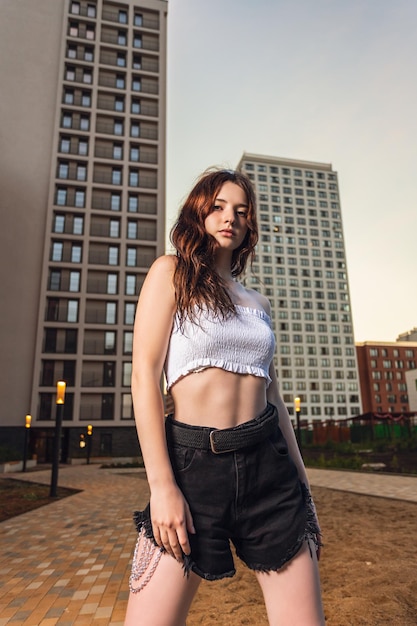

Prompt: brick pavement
xmin=1 ymin=465 xmax=416 ymax=625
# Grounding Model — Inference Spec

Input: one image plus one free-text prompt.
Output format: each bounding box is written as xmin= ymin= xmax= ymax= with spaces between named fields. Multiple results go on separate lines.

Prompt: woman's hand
xmin=150 ymin=483 xmax=196 ymax=561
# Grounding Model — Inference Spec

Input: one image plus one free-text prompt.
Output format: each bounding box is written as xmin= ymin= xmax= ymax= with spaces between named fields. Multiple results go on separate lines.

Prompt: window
xmin=77 ymin=165 xmax=87 ymax=181
xmin=49 ymin=270 xmax=61 ymax=290
xmin=112 ymin=168 xmax=122 ymax=185
xmin=132 ymin=78 xmax=141 ymax=92
xmin=64 ymin=89 xmax=74 ymax=104
xmin=123 ymin=330 xmax=133 ymax=354
xmin=69 ymin=271 xmax=80 ymax=292
xmin=60 ymin=137 xmax=70 ymax=153
xmin=118 ymin=31 xmax=127 ymax=45
xmin=117 ymin=53 xmax=126 ymax=67
xmin=108 ymin=246 xmax=119 ymax=265
xmin=106 ymin=302 xmax=116 ymax=324
xmin=84 ymin=47 xmax=94 ymax=62
xmin=79 ymin=140 xmax=88 ymax=156
xmin=73 ymin=216 xmax=83 ymax=234
xmin=116 ymin=75 xmax=125 ymax=89
xmin=71 ymin=244 xmax=82 ymax=263
xmin=67 ymin=299 xmax=78 ymax=322
xmin=80 ymin=115 xmax=89 ymax=131
xmin=127 ymin=221 xmax=137 ymax=239
xmin=115 ymin=97 xmax=124 ymax=112
xmin=71 ymin=2 xmax=80 ymax=15
xmin=107 ymin=273 xmax=117 ymax=294
xmin=128 ymin=196 xmax=138 ymax=212
xmin=114 ymin=120 xmax=123 ymax=136
xmin=119 ymin=10 xmax=128 ymax=23
xmin=105 ymin=331 xmax=116 ymax=353
xmin=134 ymin=13 xmax=143 ymax=26
xmin=58 ymin=162 xmax=69 ymax=179
xmin=66 ymin=67 xmax=75 ymax=81
xmin=109 ymin=220 xmax=119 ymax=237
xmin=52 ymin=242 xmax=63 ymax=261
xmin=54 ymin=215 xmax=65 ymax=233
xmin=125 ymin=275 xmax=136 ymax=295
xmin=81 ymin=92 xmax=91 ymax=107
xmin=75 ymin=190 xmax=85 ymax=207
xmin=87 ymin=4 xmax=96 ymax=18
xmin=127 ymin=248 xmax=136 ymax=266
xmin=113 ymin=144 xmax=123 ymax=160
xmin=130 ymin=123 xmax=140 ymax=138
xmin=83 ymin=70 xmax=92 ymax=84
xmin=122 ymin=393 xmax=133 ymax=419
xmin=56 ymin=188 xmax=67 ymax=205
xmin=129 ymin=171 xmax=139 ymax=186
xmin=133 ymin=35 xmax=142 ymax=48
xmin=125 ymin=303 xmax=135 ymax=324
xmin=131 ymin=99 xmax=140 ymax=114
xmin=130 ymin=146 xmax=139 ymax=161
xmin=111 ymin=194 xmax=121 ymax=211
xmin=122 ymin=362 xmax=132 ymax=386
xmin=132 ymin=55 xmax=141 ymax=70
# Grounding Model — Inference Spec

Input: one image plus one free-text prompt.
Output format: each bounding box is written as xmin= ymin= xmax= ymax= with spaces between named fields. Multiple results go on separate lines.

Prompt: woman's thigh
xmin=125 ymin=551 xmax=201 ymax=626
xmin=255 ymin=541 xmax=324 ymax=626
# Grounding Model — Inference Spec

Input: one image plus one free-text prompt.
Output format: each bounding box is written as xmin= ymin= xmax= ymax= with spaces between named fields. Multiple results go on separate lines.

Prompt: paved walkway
xmin=0 ymin=465 xmax=416 ymax=625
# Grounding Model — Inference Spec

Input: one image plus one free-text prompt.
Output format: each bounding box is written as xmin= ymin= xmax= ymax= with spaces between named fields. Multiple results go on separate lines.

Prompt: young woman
xmin=125 ymin=169 xmax=324 ymax=625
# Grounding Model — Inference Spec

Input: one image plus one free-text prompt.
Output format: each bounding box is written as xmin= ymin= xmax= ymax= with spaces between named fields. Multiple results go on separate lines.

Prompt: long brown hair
xmin=170 ymin=168 xmax=258 ymax=323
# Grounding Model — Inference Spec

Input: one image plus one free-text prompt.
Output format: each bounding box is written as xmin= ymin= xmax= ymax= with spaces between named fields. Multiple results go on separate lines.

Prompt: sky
xmin=164 ymin=0 xmax=417 ymax=343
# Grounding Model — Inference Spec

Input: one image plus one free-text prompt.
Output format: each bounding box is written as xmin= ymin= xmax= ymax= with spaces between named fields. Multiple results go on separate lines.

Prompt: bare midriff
xmin=169 ymin=367 xmax=268 ymax=429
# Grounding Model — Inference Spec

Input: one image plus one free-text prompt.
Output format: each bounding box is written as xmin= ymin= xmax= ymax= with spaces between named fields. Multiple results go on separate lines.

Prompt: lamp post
xmin=294 ymin=396 xmax=303 ymax=456
xmin=86 ymin=424 xmax=93 ymax=465
xmin=22 ymin=414 xmax=32 ymax=472
xmin=50 ymin=380 xmax=66 ymax=497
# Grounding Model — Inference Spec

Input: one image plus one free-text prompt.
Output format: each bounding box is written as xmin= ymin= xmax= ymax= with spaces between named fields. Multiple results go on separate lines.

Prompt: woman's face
xmin=204 ymin=182 xmax=249 ymax=251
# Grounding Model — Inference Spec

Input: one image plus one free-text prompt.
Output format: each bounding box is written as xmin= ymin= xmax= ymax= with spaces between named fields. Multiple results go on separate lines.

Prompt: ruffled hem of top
xmin=166 ymin=358 xmax=272 ymax=391
xmin=234 ymin=305 xmax=271 ymax=324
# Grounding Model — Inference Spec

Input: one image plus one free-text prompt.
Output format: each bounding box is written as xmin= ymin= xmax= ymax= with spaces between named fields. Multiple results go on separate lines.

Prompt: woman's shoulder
xmin=140 ymin=254 xmax=177 ymax=300
xmin=241 ymin=286 xmax=271 ymax=316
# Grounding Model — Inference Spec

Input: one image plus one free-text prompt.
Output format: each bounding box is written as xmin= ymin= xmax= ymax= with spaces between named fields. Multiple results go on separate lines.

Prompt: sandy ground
xmin=187 ymin=487 xmax=417 ymax=625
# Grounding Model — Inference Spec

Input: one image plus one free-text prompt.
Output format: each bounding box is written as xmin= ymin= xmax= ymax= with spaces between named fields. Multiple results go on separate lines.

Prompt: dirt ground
xmin=188 ymin=487 xmax=417 ymax=625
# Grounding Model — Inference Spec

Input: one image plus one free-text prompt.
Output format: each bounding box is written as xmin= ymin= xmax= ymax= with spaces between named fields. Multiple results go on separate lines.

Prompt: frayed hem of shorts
xmin=237 ymin=482 xmax=322 ymax=574
xmin=186 ymin=557 xmax=236 ymax=581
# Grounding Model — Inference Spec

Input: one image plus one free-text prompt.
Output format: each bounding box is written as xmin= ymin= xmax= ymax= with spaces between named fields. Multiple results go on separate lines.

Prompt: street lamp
xmin=22 ymin=414 xmax=32 ymax=472
xmin=50 ymin=380 xmax=66 ymax=497
xmin=86 ymin=424 xmax=93 ymax=465
xmin=294 ymin=396 xmax=303 ymax=456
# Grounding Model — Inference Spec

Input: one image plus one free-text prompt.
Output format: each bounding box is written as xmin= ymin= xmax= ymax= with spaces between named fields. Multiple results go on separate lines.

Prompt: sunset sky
xmin=164 ymin=0 xmax=417 ymax=342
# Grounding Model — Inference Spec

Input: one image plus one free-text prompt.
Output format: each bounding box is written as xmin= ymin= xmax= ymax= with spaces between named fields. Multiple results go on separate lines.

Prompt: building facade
xmin=0 ymin=0 xmax=167 ymax=460
xmin=356 ymin=342 xmax=417 ymax=413
xmin=405 ymin=370 xmax=417 ymax=412
xmin=397 ymin=328 xmax=417 ymax=342
xmin=237 ymin=153 xmax=361 ymax=421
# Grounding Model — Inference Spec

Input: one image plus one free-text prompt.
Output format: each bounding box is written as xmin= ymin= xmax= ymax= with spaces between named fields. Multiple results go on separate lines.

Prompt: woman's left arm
xmin=266 ymin=364 xmax=309 ymax=485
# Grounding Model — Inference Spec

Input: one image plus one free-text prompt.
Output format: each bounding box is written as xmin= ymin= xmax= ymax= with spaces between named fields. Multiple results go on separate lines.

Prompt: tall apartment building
xmin=237 ymin=153 xmax=361 ymax=421
xmin=356 ymin=341 xmax=417 ymax=413
xmin=0 ymin=0 xmax=167 ymax=460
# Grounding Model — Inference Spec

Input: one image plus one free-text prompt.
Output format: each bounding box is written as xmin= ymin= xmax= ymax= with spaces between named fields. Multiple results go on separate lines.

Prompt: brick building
xmin=356 ymin=341 xmax=417 ymax=413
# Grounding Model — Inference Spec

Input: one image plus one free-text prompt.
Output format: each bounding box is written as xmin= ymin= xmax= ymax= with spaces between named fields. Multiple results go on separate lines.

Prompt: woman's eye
xmin=237 ymin=210 xmax=247 ymax=217
xmin=212 ymin=205 xmax=222 ymax=211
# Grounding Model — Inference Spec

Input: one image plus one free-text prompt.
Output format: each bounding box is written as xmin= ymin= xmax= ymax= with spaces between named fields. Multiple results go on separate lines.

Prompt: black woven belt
xmin=167 ymin=403 xmax=277 ymax=454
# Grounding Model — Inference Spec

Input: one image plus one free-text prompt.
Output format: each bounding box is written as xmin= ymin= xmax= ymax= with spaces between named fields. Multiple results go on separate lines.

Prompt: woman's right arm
xmin=131 ymin=255 xmax=195 ymax=561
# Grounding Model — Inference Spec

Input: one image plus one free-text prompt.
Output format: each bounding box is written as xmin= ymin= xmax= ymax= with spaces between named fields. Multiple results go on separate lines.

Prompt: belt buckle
xmin=209 ymin=430 xmax=235 ymax=454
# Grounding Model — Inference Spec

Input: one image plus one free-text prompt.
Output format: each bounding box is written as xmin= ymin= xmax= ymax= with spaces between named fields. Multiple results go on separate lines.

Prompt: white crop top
xmin=164 ymin=305 xmax=276 ymax=390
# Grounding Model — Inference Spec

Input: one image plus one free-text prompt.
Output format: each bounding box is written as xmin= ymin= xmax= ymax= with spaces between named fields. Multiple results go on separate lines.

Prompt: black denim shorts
xmin=133 ymin=403 xmax=319 ymax=581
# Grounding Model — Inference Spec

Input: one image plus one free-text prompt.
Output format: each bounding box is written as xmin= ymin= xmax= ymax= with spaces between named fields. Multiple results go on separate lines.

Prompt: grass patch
xmin=0 ymin=477 xmax=80 ymax=522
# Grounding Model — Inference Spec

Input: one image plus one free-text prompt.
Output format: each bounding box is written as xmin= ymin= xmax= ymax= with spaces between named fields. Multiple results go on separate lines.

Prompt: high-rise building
xmin=356 ymin=341 xmax=417 ymax=413
xmin=237 ymin=153 xmax=361 ymax=421
xmin=0 ymin=0 xmax=167 ymax=460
